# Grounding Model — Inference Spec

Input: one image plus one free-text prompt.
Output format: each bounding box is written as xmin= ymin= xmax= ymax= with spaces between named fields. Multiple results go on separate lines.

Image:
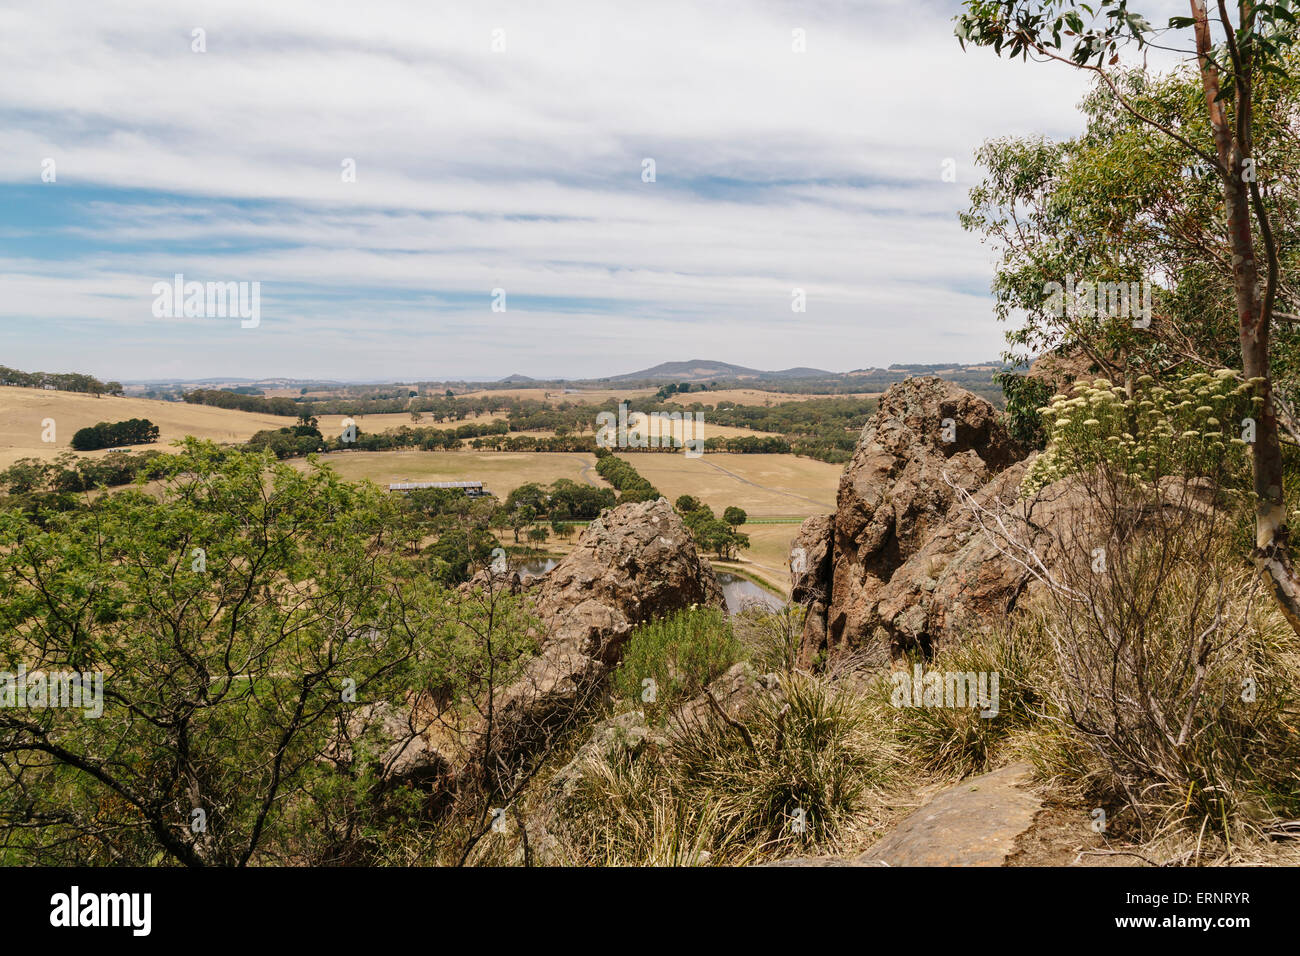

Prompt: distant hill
xmin=599 ymin=359 xmax=836 ymax=384
xmin=605 ymin=360 xmax=760 ymax=382
xmin=567 ymin=359 xmax=1002 ymax=400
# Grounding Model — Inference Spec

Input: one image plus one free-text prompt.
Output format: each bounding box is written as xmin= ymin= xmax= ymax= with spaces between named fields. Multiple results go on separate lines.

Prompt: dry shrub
xmin=1013 ymin=468 xmax=1300 ymax=844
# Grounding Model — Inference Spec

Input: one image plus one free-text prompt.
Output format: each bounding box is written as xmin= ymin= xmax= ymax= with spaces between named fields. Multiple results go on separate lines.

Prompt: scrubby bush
xmin=612 ymin=606 xmax=743 ymax=719
xmin=996 ymin=370 xmax=1053 ymax=449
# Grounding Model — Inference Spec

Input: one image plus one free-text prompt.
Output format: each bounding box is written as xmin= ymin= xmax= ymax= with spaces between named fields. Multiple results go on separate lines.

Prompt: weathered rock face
xmin=798 ymin=378 xmax=1024 ymax=663
xmin=790 ymin=514 xmax=833 ymax=604
xmin=535 ymin=497 xmax=725 ymax=663
xmin=870 ymin=458 xmax=1036 ymax=649
xmin=474 ymin=498 xmax=725 ymax=771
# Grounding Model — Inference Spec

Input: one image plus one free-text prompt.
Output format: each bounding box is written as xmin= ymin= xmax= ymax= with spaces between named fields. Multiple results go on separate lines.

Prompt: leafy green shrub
xmin=612 ymin=606 xmax=743 ymax=718
xmin=996 ymin=370 xmax=1053 ymax=449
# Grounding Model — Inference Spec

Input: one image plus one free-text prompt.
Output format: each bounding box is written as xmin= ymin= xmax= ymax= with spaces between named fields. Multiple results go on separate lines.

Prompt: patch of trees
xmin=502 ymin=479 xmax=615 ymax=534
xmin=184 ymin=386 xmax=512 ymax=423
xmin=0 ymin=365 xmax=122 ymax=396
xmin=701 ymin=395 xmax=872 ymax=431
xmin=0 ymin=440 xmax=547 ymax=865
xmin=594 ymin=450 xmax=660 ymax=503
xmin=675 ymin=496 xmax=750 ymax=560
xmin=0 ymin=451 xmax=165 ymax=518
xmin=501 ymin=396 xmax=875 ymax=464
xmin=654 ymin=382 xmax=711 ymax=400
xmin=70 ymin=418 xmax=160 ymax=451
xmin=244 ymin=419 xmax=513 ymax=460
xmin=468 ymin=434 xmax=593 ymax=453
xmin=703 ymin=435 xmax=794 ymax=455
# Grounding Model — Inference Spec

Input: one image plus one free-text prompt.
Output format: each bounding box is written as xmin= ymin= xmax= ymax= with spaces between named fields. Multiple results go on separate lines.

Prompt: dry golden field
xmin=314 ymin=410 xmax=505 ymax=436
xmin=0 ymin=387 xmax=291 ymax=468
xmin=611 ymin=452 xmax=838 ymax=515
xmin=612 ymin=452 xmax=840 ymax=591
xmin=293 ymin=450 xmax=598 ymax=499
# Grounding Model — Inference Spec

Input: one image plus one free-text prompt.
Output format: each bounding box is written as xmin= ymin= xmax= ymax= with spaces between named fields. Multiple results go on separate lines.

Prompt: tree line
xmin=0 ymin=365 xmax=123 ymax=397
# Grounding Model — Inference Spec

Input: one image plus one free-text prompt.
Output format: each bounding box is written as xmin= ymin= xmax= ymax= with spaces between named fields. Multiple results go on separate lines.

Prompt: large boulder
xmin=471 ymin=497 xmax=725 ymax=773
xmin=534 ymin=497 xmax=725 ymax=663
xmin=798 ymin=378 xmax=1024 ymax=663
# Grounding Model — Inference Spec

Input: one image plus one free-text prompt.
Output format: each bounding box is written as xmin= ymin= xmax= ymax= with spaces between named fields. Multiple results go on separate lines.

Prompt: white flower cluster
xmin=1023 ymin=370 xmax=1258 ymax=494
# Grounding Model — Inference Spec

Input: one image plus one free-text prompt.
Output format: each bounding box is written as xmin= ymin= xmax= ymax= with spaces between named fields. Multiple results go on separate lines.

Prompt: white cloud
xmin=0 ymin=0 xmax=1094 ymax=379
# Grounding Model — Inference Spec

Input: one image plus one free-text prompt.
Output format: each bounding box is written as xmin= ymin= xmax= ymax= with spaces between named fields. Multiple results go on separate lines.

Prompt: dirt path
xmin=571 ymin=455 xmax=603 ymax=487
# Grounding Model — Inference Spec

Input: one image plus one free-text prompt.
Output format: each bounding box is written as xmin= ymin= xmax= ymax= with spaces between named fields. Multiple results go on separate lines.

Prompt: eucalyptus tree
xmin=957 ymin=0 xmax=1300 ymax=631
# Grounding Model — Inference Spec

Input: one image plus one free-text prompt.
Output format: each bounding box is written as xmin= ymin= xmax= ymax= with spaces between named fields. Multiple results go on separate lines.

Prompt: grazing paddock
xmin=296 ymin=448 xmax=841 ymax=592
xmin=613 ymin=452 xmax=838 ymax=515
xmin=0 ymin=387 xmax=289 ymax=468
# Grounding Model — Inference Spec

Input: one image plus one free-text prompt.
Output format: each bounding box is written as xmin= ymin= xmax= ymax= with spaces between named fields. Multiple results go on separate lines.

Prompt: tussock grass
xmin=868 ymin=626 xmax=1048 ymax=778
xmin=554 ymin=671 xmax=898 ymax=865
xmin=611 ymin=606 xmax=743 ymax=720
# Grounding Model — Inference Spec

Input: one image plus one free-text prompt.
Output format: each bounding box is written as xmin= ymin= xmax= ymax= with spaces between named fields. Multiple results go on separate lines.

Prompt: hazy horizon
xmin=102 ymin=354 xmax=1006 ymax=387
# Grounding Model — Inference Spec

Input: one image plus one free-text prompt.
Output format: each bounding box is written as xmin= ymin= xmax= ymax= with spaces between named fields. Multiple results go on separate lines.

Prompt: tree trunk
xmin=1191 ymin=0 xmax=1300 ymax=634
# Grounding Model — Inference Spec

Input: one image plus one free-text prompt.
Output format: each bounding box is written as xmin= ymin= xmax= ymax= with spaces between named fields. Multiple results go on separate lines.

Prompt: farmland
xmin=0 ymin=387 xmax=287 ymax=468
xmin=0 ymin=385 xmax=842 ymax=591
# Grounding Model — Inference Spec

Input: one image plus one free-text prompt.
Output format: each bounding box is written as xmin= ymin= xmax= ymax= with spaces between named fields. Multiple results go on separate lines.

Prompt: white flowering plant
xmin=1023 ymin=371 xmax=1258 ymax=495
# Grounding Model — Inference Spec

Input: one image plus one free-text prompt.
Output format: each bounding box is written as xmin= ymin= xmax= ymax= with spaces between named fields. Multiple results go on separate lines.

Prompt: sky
xmin=0 ymin=0 xmax=1115 ymax=382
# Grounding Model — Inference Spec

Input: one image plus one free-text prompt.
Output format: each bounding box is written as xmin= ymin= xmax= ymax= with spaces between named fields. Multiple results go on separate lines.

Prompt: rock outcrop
xmin=1027 ymin=348 xmax=1098 ymax=393
xmin=796 ymin=377 xmax=1024 ymax=663
xmin=473 ymin=497 xmax=725 ymax=772
xmin=768 ymin=762 xmax=1044 ymax=867
xmin=533 ymin=497 xmax=725 ymax=664
xmin=793 ymin=376 xmax=1224 ymax=663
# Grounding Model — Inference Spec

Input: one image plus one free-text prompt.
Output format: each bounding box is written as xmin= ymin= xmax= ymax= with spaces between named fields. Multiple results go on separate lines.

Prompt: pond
xmin=515 ymin=559 xmax=785 ymax=615
xmin=714 ymin=571 xmax=786 ymax=614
